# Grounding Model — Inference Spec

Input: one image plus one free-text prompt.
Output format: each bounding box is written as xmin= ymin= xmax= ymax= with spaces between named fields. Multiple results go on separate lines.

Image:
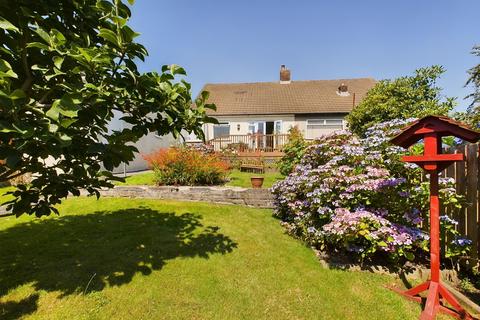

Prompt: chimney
xmin=280 ymin=65 xmax=291 ymax=84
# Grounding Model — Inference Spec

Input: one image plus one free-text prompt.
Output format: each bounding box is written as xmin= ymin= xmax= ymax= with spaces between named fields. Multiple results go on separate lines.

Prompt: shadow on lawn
xmin=0 ymin=207 xmax=237 ymax=319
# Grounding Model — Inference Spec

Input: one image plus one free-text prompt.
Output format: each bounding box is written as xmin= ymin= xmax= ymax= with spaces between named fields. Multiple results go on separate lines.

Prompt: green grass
xmin=119 ymin=169 xmax=283 ymax=188
xmin=0 ymin=186 xmax=14 ymax=204
xmin=0 ymin=191 xmax=420 ymax=319
xmin=225 ymin=169 xmax=283 ymax=188
xmin=117 ymin=171 xmax=156 ymax=185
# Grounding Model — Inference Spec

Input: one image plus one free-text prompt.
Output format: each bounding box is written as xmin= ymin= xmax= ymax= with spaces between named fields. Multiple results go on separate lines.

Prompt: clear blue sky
xmin=129 ymin=0 xmax=479 ymax=111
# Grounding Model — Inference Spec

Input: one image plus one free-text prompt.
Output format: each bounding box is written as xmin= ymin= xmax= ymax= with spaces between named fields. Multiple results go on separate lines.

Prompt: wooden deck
xmin=207 ymin=134 xmax=289 ymax=152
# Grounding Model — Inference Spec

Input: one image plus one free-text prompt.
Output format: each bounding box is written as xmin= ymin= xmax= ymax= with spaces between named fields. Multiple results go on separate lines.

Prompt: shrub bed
xmin=144 ymin=145 xmax=230 ymax=186
xmin=271 ymin=119 xmax=470 ymax=266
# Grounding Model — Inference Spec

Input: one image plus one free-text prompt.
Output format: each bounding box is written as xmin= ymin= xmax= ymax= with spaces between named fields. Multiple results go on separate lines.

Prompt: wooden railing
xmin=207 ymin=134 xmax=289 ymax=152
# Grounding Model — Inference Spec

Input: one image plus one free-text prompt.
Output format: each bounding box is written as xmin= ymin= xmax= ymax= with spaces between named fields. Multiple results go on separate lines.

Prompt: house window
xmin=213 ymin=123 xmax=230 ymax=138
xmin=306 ymin=119 xmax=344 ymax=139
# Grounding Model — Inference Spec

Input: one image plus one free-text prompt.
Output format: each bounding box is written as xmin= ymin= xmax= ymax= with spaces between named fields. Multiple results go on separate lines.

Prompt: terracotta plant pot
xmin=250 ymin=176 xmax=264 ymax=188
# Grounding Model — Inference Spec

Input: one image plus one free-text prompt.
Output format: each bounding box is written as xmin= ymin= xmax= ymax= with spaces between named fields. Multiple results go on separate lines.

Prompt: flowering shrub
xmin=272 ymin=119 xmax=469 ymax=265
xmin=277 ymin=126 xmax=309 ymax=176
xmin=144 ymin=145 xmax=230 ymax=186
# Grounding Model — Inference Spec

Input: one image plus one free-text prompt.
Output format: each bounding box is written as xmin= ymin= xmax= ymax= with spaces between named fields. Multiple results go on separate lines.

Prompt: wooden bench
xmin=240 ymin=158 xmax=265 ymax=174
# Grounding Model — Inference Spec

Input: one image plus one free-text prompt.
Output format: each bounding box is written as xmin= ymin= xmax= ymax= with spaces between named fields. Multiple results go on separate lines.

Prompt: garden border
xmin=89 ymin=185 xmax=275 ymax=208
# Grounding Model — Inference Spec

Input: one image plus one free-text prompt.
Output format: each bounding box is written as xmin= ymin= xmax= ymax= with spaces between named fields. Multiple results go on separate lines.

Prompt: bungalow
xmin=199 ymin=66 xmax=376 ymax=147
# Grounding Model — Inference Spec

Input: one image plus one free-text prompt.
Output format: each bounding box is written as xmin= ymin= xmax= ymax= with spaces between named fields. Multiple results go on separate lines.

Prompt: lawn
xmin=119 ymin=169 xmax=284 ymax=188
xmin=0 ymin=189 xmax=420 ymax=320
xmin=225 ymin=169 xmax=284 ymax=188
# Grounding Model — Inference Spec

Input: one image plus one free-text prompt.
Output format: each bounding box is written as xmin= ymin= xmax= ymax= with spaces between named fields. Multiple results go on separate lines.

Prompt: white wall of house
xmin=109 ymin=111 xmax=179 ymax=173
xmin=294 ymin=113 xmax=347 ymax=140
xmin=203 ymin=113 xmax=348 ymax=141
xmin=203 ymin=114 xmax=295 ymax=141
xmin=111 ymin=132 xmax=178 ymax=174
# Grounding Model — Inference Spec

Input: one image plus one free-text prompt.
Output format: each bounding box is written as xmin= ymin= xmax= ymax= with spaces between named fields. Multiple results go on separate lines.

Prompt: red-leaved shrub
xmin=144 ymin=145 xmax=230 ymax=186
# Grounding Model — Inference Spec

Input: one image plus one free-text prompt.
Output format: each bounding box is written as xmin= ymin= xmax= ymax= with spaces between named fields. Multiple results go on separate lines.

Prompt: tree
xmin=346 ymin=66 xmax=455 ymax=137
xmin=464 ymin=45 xmax=480 ymax=128
xmin=0 ymin=0 xmax=216 ymax=217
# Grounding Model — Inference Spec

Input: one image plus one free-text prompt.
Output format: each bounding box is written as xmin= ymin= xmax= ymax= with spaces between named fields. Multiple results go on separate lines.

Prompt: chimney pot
xmin=280 ymin=65 xmax=291 ymax=83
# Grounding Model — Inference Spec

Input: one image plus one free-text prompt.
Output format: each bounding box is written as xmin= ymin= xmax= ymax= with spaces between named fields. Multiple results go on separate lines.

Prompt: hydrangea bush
xmin=271 ymin=119 xmax=469 ymax=265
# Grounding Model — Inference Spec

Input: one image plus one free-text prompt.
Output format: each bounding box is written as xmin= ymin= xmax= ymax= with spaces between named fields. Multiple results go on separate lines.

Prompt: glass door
xmin=274 ymin=120 xmax=283 ymax=149
xmin=248 ymin=121 xmax=265 ymax=150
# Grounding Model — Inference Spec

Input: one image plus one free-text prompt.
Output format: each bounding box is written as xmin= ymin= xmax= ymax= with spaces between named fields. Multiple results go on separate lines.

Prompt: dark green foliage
xmin=0 ymin=0 xmax=215 ymax=216
xmin=277 ymin=126 xmax=309 ymax=176
xmin=346 ymin=66 xmax=455 ymax=137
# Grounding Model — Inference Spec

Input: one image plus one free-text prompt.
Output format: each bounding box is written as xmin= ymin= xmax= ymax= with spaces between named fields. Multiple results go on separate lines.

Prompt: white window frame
xmin=248 ymin=121 xmax=266 ymax=134
xmin=213 ymin=122 xmax=231 ymax=138
xmin=274 ymin=120 xmax=283 ymax=134
xmin=306 ymin=119 xmax=344 ymax=139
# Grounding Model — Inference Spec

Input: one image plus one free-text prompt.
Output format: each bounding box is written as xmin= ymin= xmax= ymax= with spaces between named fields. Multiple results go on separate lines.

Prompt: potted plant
xmin=250 ymin=176 xmax=264 ymax=188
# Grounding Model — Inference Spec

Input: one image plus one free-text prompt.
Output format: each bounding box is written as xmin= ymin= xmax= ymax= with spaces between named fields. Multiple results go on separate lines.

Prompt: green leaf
xmin=45 ymin=71 xmax=65 ymax=81
xmin=58 ymin=96 xmax=80 ymax=117
xmin=50 ymin=29 xmax=66 ymax=45
xmin=96 ymin=0 xmax=114 ymax=11
xmin=59 ymin=134 xmax=72 ymax=142
xmin=53 ymin=56 xmax=64 ymax=69
xmin=0 ymin=16 xmax=19 ymax=32
xmin=404 ymin=252 xmax=415 ymax=261
xmin=127 ymin=0 xmax=135 ymax=4
xmin=31 ymin=64 xmax=48 ymax=72
xmin=48 ymin=123 xmax=59 ymax=133
xmin=170 ymin=64 xmax=186 ymax=75
xmin=9 ymin=89 xmax=26 ymax=100
xmin=0 ymin=58 xmax=17 ymax=78
xmin=98 ymin=28 xmax=120 ymax=47
xmin=60 ymin=118 xmax=77 ymax=128
xmin=27 ymin=42 xmax=49 ymax=50
xmin=46 ymin=101 xmax=60 ymax=121
xmin=46 ymin=95 xmax=80 ymax=120
xmin=200 ymin=90 xmax=210 ymax=101
xmin=34 ymin=26 xmax=50 ymax=44
xmin=121 ymin=25 xmax=140 ymax=42
xmin=78 ymin=48 xmax=92 ymax=62
xmin=377 ymin=241 xmax=388 ymax=247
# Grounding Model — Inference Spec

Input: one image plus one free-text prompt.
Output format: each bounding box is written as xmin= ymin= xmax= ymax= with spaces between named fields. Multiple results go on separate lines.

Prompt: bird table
xmin=390 ymin=116 xmax=480 ymax=320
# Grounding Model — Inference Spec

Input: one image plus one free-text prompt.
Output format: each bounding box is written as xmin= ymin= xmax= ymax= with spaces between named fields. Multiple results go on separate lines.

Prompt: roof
xmin=201 ymin=78 xmax=377 ymax=116
xmin=391 ymin=115 xmax=480 ymax=148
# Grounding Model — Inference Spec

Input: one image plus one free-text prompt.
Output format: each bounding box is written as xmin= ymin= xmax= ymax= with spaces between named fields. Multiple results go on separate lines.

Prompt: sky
xmin=129 ymin=0 xmax=480 ymax=111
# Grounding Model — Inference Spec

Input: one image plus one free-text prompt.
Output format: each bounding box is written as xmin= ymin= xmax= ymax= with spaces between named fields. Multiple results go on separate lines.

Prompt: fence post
xmin=466 ymin=144 xmax=479 ymax=261
xmin=455 ymin=145 xmax=467 ymax=236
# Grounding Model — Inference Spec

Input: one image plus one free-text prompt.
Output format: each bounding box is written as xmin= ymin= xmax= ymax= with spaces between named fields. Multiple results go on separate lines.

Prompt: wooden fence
xmin=439 ymin=143 xmax=479 ymax=261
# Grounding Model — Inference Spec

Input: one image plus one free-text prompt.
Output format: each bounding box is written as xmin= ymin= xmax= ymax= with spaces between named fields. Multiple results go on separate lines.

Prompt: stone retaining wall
xmin=95 ymin=185 xmax=274 ymax=208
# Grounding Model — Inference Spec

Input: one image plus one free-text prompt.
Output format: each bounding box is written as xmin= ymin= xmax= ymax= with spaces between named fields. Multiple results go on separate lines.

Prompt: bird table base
xmin=391 ymin=280 xmax=474 ymax=319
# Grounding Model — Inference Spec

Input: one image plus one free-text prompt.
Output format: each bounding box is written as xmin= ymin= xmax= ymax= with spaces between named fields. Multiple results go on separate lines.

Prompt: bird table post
xmin=390 ymin=116 xmax=480 ymax=320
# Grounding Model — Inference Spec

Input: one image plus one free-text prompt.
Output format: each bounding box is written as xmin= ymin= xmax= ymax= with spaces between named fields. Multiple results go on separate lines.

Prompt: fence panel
xmin=440 ymin=143 xmax=479 ymax=261
xmin=466 ymin=144 xmax=479 ymax=260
